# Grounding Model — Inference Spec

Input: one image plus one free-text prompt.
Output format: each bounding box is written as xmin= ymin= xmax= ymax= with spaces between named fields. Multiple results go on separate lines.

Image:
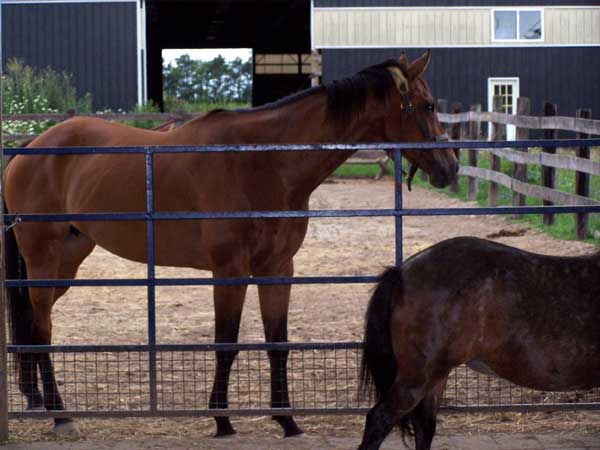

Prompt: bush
xmin=2 ymin=59 xmax=93 ymax=140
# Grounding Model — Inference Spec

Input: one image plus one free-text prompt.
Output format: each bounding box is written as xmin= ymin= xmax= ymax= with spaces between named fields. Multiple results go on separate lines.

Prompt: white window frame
xmin=488 ymin=77 xmax=520 ymax=141
xmin=491 ymin=7 xmax=544 ymax=43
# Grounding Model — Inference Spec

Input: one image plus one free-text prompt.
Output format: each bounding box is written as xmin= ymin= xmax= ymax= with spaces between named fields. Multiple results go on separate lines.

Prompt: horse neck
xmin=203 ymin=92 xmax=384 ymax=196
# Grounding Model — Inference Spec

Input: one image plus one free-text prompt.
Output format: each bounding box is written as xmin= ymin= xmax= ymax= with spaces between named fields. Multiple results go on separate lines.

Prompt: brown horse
xmin=359 ymin=236 xmax=600 ymax=450
xmin=3 ymin=51 xmax=458 ymax=437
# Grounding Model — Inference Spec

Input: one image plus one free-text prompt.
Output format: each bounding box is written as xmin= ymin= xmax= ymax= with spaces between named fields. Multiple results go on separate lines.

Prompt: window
xmin=488 ymin=78 xmax=520 ymax=140
xmin=492 ymin=9 xmax=543 ymax=41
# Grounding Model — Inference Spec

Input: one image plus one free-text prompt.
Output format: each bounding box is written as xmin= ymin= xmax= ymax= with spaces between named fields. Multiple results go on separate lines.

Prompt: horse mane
xmin=203 ymin=59 xmax=404 ymax=126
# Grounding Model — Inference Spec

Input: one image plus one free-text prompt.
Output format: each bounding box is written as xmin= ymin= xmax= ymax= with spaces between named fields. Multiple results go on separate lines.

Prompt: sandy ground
xmin=7 ymin=178 xmax=600 ymax=443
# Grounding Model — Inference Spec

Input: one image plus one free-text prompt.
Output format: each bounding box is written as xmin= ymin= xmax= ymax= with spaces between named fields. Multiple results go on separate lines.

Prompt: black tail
xmin=360 ymin=266 xmax=402 ymax=400
xmin=4 ymin=205 xmax=34 ymax=364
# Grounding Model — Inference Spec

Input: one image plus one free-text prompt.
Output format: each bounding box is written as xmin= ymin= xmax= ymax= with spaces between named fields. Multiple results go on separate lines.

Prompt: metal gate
xmin=2 ymin=139 xmax=600 ymax=434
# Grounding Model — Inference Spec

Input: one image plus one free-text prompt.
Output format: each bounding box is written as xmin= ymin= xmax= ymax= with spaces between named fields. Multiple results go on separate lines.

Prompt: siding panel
xmin=315 ymin=1 xmax=600 ymax=6
xmin=322 ymin=47 xmax=600 ymax=120
xmin=2 ymin=2 xmax=137 ymax=110
xmin=314 ymin=7 xmax=600 ymax=47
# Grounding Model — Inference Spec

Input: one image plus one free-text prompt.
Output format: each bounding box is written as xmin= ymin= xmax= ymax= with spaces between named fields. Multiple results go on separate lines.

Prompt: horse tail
xmin=360 ymin=265 xmax=402 ymax=399
xmin=360 ymin=266 xmax=414 ymax=440
xmin=4 ymin=203 xmax=34 ymax=366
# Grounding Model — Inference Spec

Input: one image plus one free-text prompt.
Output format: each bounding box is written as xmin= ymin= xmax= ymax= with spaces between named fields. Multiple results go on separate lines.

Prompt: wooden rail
xmin=445 ymin=96 xmax=598 ymax=240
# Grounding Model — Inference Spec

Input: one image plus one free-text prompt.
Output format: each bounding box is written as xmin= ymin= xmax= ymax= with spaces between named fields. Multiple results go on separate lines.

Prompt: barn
xmin=2 ymin=0 xmax=599 ymax=117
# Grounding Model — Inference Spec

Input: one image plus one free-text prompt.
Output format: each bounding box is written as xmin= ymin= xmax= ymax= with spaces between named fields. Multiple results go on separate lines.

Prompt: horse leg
xmin=358 ymin=380 xmax=427 ymax=450
xmin=410 ymin=378 xmax=448 ymax=450
xmin=208 ymin=283 xmax=248 ymax=437
xmin=21 ymin=228 xmax=93 ymax=435
xmin=256 ymin=260 xmax=303 ymax=437
xmin=40 ymin=231 xmax=95 ymax=434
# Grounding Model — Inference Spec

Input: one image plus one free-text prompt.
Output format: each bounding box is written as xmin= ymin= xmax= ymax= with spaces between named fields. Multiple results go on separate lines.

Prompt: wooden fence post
xmin=449 ymin=102 xmax=462 ymax=193
xmin=488 ymin=96 xmax=505 ymax=207
xmin=466 ymin=104 xmax=481 ymax=201
xmin=542 ymin=102 xmax=558 ymax=226
xmin=513 ymin=97 xmax=529 ymax=209
xmin=575 ymin=108 xmax=592 ymax=240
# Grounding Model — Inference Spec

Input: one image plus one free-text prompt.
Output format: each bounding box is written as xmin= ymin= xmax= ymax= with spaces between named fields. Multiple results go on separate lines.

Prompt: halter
xmin=398 ymin=95 xmax=449 ymax=191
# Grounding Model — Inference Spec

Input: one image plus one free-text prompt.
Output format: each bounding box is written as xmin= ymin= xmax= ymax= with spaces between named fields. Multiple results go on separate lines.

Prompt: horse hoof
xmin=286 ymin=431 xmax=307 ymax=438
xmin=26 ymin=406 xmax=46 ymax=412
xmin=213 ymin=431 xmax=238 ymax=439
xmin=53 ymin=420 xmax=81 ymax=437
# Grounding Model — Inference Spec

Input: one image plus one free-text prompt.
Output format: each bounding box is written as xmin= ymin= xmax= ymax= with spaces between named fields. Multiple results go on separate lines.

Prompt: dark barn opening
xmin=146 ymin=0 xmax=311 ymax=109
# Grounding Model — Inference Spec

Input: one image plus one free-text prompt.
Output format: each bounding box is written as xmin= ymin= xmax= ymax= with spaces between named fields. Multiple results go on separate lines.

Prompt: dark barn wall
xmin=3 ymin=2 xmax=138 ymax=111
xmin=322 ymin=47 xmax=600 ymax=120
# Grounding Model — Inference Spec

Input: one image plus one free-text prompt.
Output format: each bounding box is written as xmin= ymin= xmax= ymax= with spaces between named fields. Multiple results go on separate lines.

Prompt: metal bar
xmin=5 ymin=275 xmax=379 ymax=288
xmin=394 ymin=149 xmax=403 ymax=266
xmin=4 ymin=139 xmax=600 ymax=156
xmin=145 ymin=150 xmax=158 ymax=413
xmin=7 ymin=341 xmax=364 ymax=353
xmin=8 ymin=402 xmax=600 ymax=420
xmin=8 ymin=203 xmax=600 ymax=225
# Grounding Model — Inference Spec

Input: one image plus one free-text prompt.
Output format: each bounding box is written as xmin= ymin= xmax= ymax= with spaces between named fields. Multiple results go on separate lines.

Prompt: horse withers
xmin=3 ymin=51 xmax=457 ymax=437
xmin=359 ymin=236 xmax=600 ymax=450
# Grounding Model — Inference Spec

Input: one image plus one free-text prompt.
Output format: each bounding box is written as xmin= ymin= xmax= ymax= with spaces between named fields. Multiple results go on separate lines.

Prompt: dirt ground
xmin=8 ymin=178 xmax=600 ymax=443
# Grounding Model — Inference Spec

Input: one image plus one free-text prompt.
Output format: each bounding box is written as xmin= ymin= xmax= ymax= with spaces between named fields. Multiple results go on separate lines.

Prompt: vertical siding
xmin=314 ymin=7 xmax=600 ymax=47
xmin=322 ymin=48 xmax=600 ymax=120
xmin=2 ymin=3 xmax=137 ymax=110
xmin=546 ymin=8 xmax=600 ymax=45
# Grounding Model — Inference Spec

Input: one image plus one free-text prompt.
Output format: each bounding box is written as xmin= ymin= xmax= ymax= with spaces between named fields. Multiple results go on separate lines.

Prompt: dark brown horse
xmin=359 ymin=236 xmax=600 ymax=450
xmin=3 ymin=52 xmax=458 ymax=437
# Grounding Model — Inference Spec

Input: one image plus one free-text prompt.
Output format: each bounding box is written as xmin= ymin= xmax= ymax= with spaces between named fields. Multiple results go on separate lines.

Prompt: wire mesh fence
xmin=7 ymin=345 xmax=600 ymax=417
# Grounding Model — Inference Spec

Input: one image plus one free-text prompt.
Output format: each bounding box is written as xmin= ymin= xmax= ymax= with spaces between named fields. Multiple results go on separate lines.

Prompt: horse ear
xmin=388 ymin=66 xmax=409 ymax=94
xmin=398 ymin=53 xmax=409 ymax=69
xmin=407 ymin=50 xmax=431 ymax=80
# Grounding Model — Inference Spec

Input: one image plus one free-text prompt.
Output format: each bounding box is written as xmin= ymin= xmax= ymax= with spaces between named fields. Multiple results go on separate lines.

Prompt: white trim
xmin=135 ymin=0 xmax=147 ymax=105
xmin=491 ymin=7 xmax=544 ymax=43
xmin=0 ymin=0 xmax=136 ymax=4
xmin=488 ymin=77 xmax=520 ymax=140
xmin=315 ymin=43 xmax=600 ymax=49
xmin=313 ymin=6 xmax=600 ymax=12
xmin=310 ymin=0 xmax=315 ymax=50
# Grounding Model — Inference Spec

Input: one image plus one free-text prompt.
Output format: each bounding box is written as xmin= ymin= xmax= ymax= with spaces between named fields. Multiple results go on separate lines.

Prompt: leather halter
xmin=398 ymin=95 xmax=449 ymax=191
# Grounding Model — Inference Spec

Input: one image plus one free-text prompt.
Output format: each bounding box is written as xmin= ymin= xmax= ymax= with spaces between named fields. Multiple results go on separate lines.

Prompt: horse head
xmin=383 ymin=51 xmax=458 ymax=189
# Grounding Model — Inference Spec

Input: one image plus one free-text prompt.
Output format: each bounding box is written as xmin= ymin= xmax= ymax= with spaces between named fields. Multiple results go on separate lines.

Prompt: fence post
xmin=488 ymin=96 xmax=505 ymax=207
xmin=542 ymin=102 xmax=558 ymax=226
xmin=466 ymin=104 xmax=481 ymax=201
xmin=449 ymin=102 xmax=462 ymax=193
xmin=513 ymin=97 xmax=529 ymax=209
xmin=575 ymin=108 xmax=592 ymax=240
xmin=0 ymin=75 xmax=8 ymax=443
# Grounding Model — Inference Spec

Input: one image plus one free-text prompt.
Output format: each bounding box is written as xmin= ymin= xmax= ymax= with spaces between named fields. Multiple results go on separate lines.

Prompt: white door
xmin=488 ymin=78 xmax=519 ymax=140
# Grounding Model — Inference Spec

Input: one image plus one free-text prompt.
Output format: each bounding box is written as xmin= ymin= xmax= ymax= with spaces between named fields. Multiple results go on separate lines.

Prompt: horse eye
xmin=427 ymin=103 xmax=435 ymax=112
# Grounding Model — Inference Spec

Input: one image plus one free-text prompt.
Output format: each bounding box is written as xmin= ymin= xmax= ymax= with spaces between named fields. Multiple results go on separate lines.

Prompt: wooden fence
xmin=438 ymin=97 xmax=599 ymax=240
xmin=3 ymin=101 xmax=600 ymax=238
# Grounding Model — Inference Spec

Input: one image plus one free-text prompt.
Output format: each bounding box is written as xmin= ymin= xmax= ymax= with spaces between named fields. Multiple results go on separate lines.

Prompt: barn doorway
xmin=146 ymin=0 xmax=311 ymax=110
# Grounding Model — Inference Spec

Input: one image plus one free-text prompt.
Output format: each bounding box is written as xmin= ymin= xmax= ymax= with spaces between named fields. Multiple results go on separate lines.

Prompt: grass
xmin=333 ymin=148 xmax=600 ymax=245
xmin=406 ymin=148 xmax=600 ymax=245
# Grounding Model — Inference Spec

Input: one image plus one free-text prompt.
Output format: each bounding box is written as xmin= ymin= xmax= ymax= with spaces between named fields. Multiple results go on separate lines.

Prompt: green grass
xmin=404 ymin=149 xmax=600 ymax=245
xmin=332 ymin=149 xmax=600 ymax=245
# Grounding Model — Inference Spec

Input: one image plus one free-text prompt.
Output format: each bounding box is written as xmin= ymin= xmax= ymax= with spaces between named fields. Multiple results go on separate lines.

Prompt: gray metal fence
xmin=2 ymin=139 xmax=600 ymax=436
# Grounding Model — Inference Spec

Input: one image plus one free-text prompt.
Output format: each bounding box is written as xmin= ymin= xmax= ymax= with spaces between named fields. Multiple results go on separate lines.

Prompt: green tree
xmin=163 ymin=54 xmax=252 ymax=104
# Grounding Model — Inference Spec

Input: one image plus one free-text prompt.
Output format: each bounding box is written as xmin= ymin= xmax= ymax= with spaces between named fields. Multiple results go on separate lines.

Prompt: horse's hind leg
xmin=410 ymin=378 xmax=448 ymax=450
xmin=20 ymin=227 xmax=94 ymax=435
xmin=257 ymin=260 xmax=303 ymax=437
xmin=358 ymin=381 xmax=427 ymax=450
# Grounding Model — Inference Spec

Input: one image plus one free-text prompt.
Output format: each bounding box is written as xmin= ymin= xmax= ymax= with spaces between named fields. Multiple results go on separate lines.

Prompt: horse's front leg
xmin=208 ymin=283 xmax=248 ymax=437
xmin=256 ymin=259 xmax=303 ymax=437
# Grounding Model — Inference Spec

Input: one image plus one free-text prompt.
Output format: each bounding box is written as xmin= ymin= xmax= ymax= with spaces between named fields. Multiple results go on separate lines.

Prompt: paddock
xmin=3 ymin=139 xmax=600 ymax=444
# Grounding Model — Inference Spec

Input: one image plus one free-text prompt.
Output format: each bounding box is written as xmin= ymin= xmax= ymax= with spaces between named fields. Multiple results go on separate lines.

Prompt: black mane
xmin=223 ymin=59 xmax=404 ymax=125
